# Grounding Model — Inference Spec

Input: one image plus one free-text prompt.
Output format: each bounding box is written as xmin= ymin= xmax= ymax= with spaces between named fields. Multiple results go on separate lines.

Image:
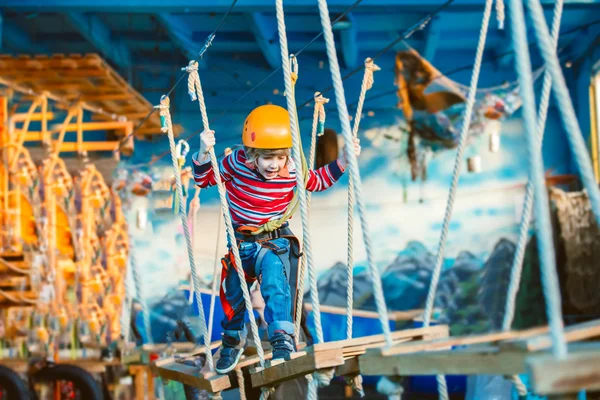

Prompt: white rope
xmin=496 ymin=0 xmax=505 ymax=29
xmin=183 ymin=61 xmax=266 ymax=368
xmin=347 ymin=58 xmax=380 ymax=341
xmin=236 ymin=369 xmax=247 ymax=400
xmin=309 ymin=92 xmax=329 ymax=169
xmin=315 ymin=0 xmax=392 ymax=349
xmin=157 ymin=94 xmax=214 ymax=371
xmin=129 ymin=235 xmax=153 ymax=344
xmin=275 ymin=0 xmax=324 ymax=347
xmin=525 ymin=0 xmax=600 ymax=228
xmin=377 ymin=377 xmax=404 ymax=400
xmin=421 ymin=0 xmax=493 ymax=398
xmin=501 ymin=0 xmax=563 ymax=393
xmin=307 ymin=379 xmax=319 ymax=400
xmin=510 ymin=0 xmax=568 ymax=359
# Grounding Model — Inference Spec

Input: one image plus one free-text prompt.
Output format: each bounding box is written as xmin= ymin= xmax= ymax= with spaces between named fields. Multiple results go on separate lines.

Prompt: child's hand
xmin=338 ymin=138 xmax=361 ymax=170
xmin=199 ymin=129 xmax=216 ymax=155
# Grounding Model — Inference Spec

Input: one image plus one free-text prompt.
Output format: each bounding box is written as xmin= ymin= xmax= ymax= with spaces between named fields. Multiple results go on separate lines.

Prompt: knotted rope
xmin=308 ymin=92 xmax=330 ymax=169
xmin=157 ymin=94 xmax=214 ymax=371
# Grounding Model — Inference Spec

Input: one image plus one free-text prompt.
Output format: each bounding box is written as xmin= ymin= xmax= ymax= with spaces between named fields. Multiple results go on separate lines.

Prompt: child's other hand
xmin=199 ymin=129 xmax=216 ymax=154
xmin=338 ymin=138 xmax=361 ymax=170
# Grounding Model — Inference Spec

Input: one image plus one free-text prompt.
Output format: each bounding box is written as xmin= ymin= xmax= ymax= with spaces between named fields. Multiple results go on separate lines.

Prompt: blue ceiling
xmin=1 ymin=0 xmax=599 ymax=159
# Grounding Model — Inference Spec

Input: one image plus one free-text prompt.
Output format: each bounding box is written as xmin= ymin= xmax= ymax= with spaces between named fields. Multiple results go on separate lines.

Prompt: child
xmin=192 ymin=104 xmax=360 ymax=374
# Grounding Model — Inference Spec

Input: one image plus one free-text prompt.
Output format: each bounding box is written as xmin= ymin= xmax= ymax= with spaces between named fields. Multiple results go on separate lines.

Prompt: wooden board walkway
xmin=358 ymin=319 xmax=600 ymax=383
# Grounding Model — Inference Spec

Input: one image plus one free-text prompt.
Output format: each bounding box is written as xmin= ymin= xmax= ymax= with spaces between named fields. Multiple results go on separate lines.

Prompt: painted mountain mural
xmin=309 ymin=237 xmax=521 ymax=335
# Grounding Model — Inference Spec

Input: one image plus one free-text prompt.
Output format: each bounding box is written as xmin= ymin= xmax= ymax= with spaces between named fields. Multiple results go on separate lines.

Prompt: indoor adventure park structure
xmin=0 ymin=0 xmax=599 ymax=399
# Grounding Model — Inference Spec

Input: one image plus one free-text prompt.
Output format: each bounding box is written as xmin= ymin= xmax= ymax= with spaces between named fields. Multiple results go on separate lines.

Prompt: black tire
xmin=0 ymin=365 xmax=31 ymax=400
xmin=31 ymin=364 xmax=103 ymax=400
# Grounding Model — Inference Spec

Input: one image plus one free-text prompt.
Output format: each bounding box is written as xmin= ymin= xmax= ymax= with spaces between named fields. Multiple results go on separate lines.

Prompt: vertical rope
xmin=502 ymin=0 xmax=563 ymax=333
xmin=346 ymin=58 xmax=380 ymax=341
xmin=236 ymin=369 xmax=247 ymax=400
xmin=315 ymin=0 xmax=392 ymax=348
xmin=496 ymin=0 xmax=505 ymax=29
xmin=509 ymin=0 xmax=567 ymax=358
xmin=501 ymin=0 xmax=563 ymax=390
xmin=275 ymin=0 xmax=324 ymax=345
xmin=420 ymin=0 xmax=494 ymax=398
xmin=526 ymin=1 xmax=600 ymax=226
xmin=129 ymin=235 xmax=153 ymax=344
xmin=183 ymin=62 xmax=266 ymax=368
xmin=157 ymin=95 xmax=214 ymax=371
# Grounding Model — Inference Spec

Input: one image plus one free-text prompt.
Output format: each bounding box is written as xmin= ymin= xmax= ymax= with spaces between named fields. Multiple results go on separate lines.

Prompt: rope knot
xmin=313 ymin=92 xmax=329 ymax=136
xmin=364 ymin=58 xmax=381 ymax=91
xmin=156 ymin=95 xmax=171 ymax=133
xmin=184 ymin=61 xmax=200 ymax=101
xmin=312 ymin=368 xmax=335 ymax=388
xmin=377 ymin=377 xmax=404 ymax=400
xmin=345 ymin=375 xmax=366 ymax=397
xmin=259 ymin=386 xmax=276 ymax=400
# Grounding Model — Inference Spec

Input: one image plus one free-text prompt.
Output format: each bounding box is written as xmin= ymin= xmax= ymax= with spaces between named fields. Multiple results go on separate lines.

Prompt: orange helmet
xmin=242 ymin=105 xmax=292 ymax=149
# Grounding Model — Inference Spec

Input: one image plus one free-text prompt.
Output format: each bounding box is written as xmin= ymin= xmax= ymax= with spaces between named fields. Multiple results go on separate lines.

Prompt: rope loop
xmin=184 ymin=60 xmax=200 ymax=101
xmin=313 ymin=92 xmax=330 ymax=137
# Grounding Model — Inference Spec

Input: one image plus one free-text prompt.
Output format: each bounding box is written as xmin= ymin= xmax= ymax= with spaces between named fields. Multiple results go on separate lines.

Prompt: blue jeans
xmin=221 ymin=238 xmax=294 ymax=341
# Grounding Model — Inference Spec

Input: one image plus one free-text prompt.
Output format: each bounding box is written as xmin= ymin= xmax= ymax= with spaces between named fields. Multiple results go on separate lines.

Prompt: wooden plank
xmin=335 ymin=324 xmax=449 ymax=354
xmin=500 ymin=319 xmax=600 ymax=352
xmin=154 ymin=361 xmax=231 ymax=393
xmin=379 ymin=325 xmax=549 ymax=356
xmin=0 ymin=290 xmax=37 ymax=303
xmin=526 ymin=343 xmax=600 ymax=395
xmin=360 ymin=346 xmax=529 ymax=376
xmin=58 ymin=141 xmax=121 ymax=152
xmin=249 ymin=346 xmax=345 ymax=388
xmin=0 ymin=276 xmax=29 ymax=288
xmin=335 ymin=356 xmax=360 ymax=377
xmin=304 ymin=303 xmax=426 ymax=322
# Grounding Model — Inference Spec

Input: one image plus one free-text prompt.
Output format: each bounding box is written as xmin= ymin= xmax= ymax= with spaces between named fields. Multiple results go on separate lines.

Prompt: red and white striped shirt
xmin=192 ymin=148 xmax=345 ymax=227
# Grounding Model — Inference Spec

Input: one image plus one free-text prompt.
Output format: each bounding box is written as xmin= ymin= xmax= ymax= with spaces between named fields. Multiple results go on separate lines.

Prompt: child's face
xmin=256 ymin=154 xmax=288 ymax=180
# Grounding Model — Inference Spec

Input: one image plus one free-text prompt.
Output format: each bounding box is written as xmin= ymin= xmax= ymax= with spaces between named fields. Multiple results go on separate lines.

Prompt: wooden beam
xmin=156 ymin=13 xmax=207 ymax=65
xmin=246 ymin=13 xmax=280 ymax=70
xmin=423 ymin=16 xmax=441 ymax=62
xmin=1 ymin=12 xmax=50 ymax=54
xmin=1 ymin=0 xmax=590 ymax=12
xmin=154 ymin=360 xmax=231 ymax=393
xmin=49 ymin=121 xmax=133 ymax=133
xmin=499 ymin=319 xmax=600 ymax=352
xmin=11 ymin=112 xmax=56 ymax=122
xmin=361 ymin=346 xmax=529 ymax=376
xmin=339 ymin=13 xmax=358 ymax=69
xmin=249 ymin=343 xmax=344 ymax=388
xmin=304 ymin=303 xmax=426 ymax=321
xmin=526 ymin=343 xmax=600 ymax=395
xmin=66 ymin=13 xmax=131 ymax=71
xmin=58 ymin=141 xmax=121 ymax=152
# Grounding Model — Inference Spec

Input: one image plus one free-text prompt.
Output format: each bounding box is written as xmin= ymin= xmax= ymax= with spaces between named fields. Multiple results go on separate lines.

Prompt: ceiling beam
xmin=0 ymin=0 xmax=591 ymax=12
xmin=65 ymin=12 xmax=131 ymax=70
xmin=156 ymin=13 xmax=207 ymax=66
xmin=566 ymin=22 xmax=600 ymax=67
xmin=246 ymin=12 xmax=280 ymax=70
xmin=339 ymin=13 xmax=358 ymax=69
xmin=0 ymin=12 xmax=50 ymax=54
xmin=423 ymin=16 xmax=440 ymax=61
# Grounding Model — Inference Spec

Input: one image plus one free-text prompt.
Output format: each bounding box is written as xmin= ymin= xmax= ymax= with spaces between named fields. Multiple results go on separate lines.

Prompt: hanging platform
xmin=154 ymin=341 xmax=257 ymax=394
xmin=526 ymin=342 xmax=600 ymax=396
xmin=334 ymin=324 xmax=449 ymax=378
xmin=0 ymin=54 xmax=182 ymax=138
xmin=358 ymin=319 xmax=600 ymax=377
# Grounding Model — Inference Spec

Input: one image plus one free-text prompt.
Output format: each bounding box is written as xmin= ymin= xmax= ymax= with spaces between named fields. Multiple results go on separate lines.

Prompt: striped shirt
xmin=192 ymin=148 xmax=345 ymax=227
